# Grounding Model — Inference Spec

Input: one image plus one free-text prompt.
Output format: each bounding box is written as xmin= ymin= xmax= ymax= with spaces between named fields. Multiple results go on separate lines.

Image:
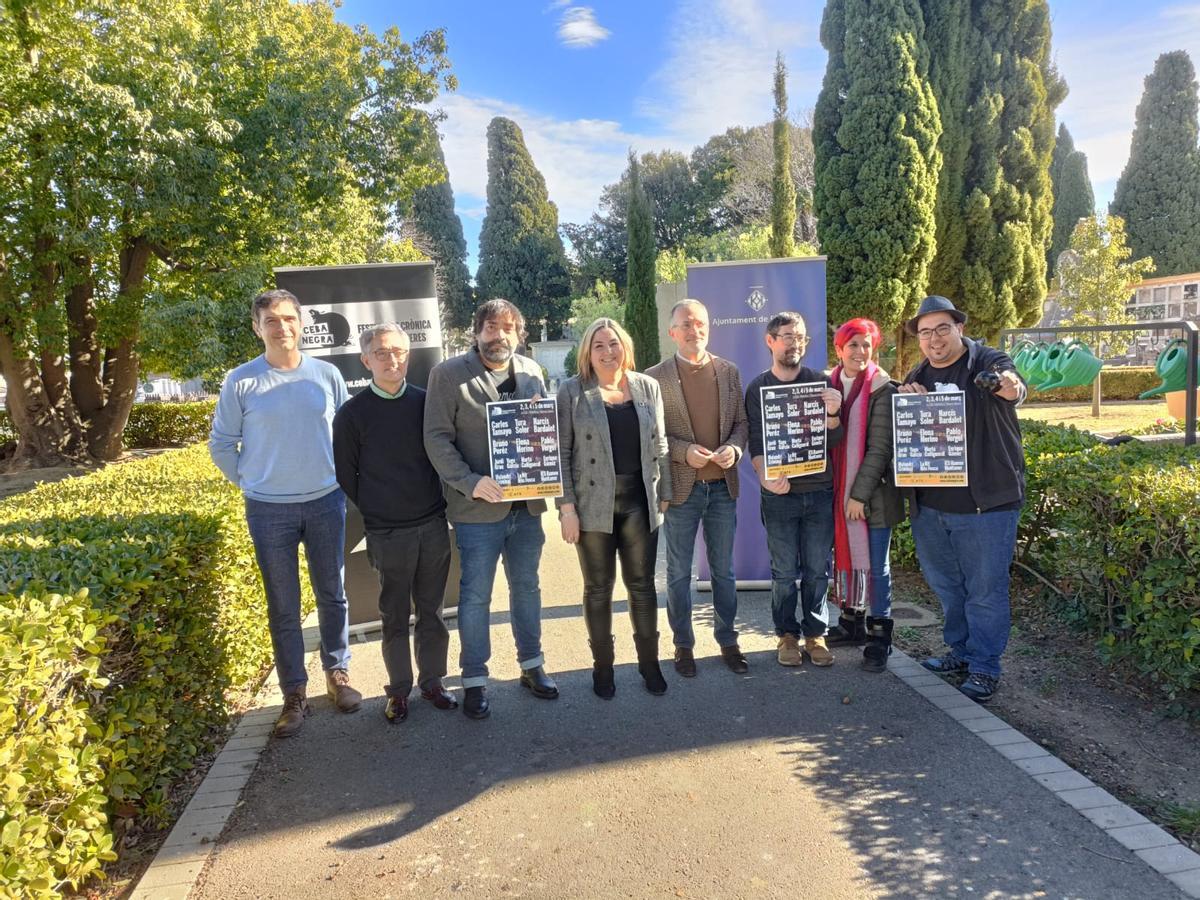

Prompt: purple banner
xmin=685 ymin=258 xmax=828 ymax=583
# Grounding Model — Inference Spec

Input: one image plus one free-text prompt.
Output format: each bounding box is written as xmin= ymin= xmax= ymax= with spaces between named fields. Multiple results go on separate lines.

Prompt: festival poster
xmin=892 ymin=391 xmax=969 ymax=487
xmin=759 ymin=382 xmax=828 ymax=479
xmin=486 ymin=398 xmax=564 ymax=500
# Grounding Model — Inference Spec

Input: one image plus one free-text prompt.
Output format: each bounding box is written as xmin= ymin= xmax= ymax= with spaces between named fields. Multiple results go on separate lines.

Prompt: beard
xmin=779 ymin=348 xmax=802 ymax=368
xmin=480 ymin=338 xmax=514 ymax=365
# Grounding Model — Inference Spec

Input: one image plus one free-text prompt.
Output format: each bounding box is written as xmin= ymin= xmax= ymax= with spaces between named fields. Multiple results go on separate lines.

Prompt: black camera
xmin=974 ymin=370 xmax=1002 ymax=393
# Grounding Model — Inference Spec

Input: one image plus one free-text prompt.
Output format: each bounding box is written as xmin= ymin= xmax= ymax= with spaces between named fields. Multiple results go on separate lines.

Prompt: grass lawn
xmin=1018 ymin=399 xmax=1181 ymax=435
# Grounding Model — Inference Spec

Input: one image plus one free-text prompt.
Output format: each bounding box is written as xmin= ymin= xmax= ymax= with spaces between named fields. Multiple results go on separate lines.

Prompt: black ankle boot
xmin=633 ymin=633 xmax=667 ymax=695
xmin=862 ymin=617 xmax=894 ymax=672
xmin=827 ymin=610 xmax=868 ymax=646
xmin=590 ymin=637 xmax=616 ymax=699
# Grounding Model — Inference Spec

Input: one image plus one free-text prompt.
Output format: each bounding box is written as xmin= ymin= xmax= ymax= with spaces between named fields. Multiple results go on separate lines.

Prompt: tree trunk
xmin=67 ymin=253 xmax=105 ymax=417
xmin=0 ymin=331 xmax=90 ymax=470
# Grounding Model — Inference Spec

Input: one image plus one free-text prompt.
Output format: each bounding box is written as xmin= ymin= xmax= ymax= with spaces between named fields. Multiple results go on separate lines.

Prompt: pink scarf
xmin=830 ymin=361 xmax=878 ymax=611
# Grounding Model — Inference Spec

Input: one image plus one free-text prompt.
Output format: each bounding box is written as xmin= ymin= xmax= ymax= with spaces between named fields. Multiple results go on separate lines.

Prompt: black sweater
xmin=745 ymin=366 xmax=844 ymax=494
xmin=332 ymin=386 xmax=446 ymax=532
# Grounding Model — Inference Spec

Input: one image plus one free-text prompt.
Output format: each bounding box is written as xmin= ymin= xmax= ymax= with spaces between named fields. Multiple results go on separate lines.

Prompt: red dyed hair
xmin=833 ymin=317 xmax=882 ymax=350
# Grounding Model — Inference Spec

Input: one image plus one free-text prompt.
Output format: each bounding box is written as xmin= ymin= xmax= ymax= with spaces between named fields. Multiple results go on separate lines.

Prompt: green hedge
xmin=0 ymin=591 xmax=115 ymax=896
xmin=0 ymin=446 xmax=310 ymax=894
xmin=1023 ymin=366 xmax=1159 ymax=403
xmin=0 ymin=400 xmax=215 ymax=451
xmin=896 ymin=421 xmax=1199 ymax=703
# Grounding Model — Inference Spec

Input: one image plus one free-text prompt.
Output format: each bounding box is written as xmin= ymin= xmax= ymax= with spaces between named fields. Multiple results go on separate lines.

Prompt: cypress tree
xmin=924 ymin=0 xmax=1066 ymax=340
xmin=624 ymin=153 xmax=660 ymax=371
xmin=813 ymin=0 xmax=941 ymax=341
xmin=1110 ymin=51 xmax=1200 ymax=277
xmin=476 ymin=117 xmax=572 ymax=338
xmin=770 ymin=52 xmax=797 ymax=258
xmin=408 ymin=141 xmax=474 ymax=330
xmin=1047 ymin=124 xmax=1096 ymax=282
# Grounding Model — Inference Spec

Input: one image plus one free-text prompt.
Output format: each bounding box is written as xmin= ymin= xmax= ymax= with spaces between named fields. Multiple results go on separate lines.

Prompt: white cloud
xmin=636 ymin=0 xmax=821 ymax=145
xmin=1054 ymin=6 xmax=1200 ymax=203
xmin=557 ymin=7 xmax=611 ymax=49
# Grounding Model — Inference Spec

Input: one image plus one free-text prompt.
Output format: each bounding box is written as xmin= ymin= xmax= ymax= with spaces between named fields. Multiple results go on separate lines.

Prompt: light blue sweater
xmin=208 ymin=354 xmax=349 ymax=503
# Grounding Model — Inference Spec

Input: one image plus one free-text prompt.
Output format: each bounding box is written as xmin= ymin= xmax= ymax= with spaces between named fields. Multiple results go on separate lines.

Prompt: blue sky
xmin=335 ymin=1 xmax=1200 ymax=275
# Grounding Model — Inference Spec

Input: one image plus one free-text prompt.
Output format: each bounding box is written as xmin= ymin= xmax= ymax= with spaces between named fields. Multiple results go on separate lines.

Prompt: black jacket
xmin=847 ymin=379 xmax=905 ymax=528
xmin=903 ymin=337 xmax=1026 ymax=513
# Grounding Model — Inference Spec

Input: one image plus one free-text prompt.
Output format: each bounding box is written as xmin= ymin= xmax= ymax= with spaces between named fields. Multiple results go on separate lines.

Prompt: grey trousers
xmin=365 ymin=516 xmax=452 ymax=697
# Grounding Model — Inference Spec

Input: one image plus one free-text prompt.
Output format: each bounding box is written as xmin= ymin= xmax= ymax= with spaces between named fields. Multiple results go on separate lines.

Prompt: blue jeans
xmin=910 ymin=504 xmax=1020 ymax=678
xmin=761 ymin=488 xmax=835 ymax=638
xmin=245 ymin=488 xmax=351 ymax=694
xmin=453 ymin=507 xmax=546 ymax=688
xmin=868 ymin=526 xmax=893 ymax=618
xmin=664 ymin=480 xmax=739 ymax=649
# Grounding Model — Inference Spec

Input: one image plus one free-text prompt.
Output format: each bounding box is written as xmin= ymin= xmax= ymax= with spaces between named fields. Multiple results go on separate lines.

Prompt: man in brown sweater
xmin=647 ymin=300 xmax=749 ymax=676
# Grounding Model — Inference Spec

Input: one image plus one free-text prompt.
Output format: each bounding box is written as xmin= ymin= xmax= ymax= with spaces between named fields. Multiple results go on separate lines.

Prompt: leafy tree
xmin=403 ymin=139 xmax=474 ymax=330
xmin=1056 ymin=215 xmax=1154 ymax=354
xmin=923 ymin=0 xmax=1066 ymax=340
xmin=0 ymin=0 xmax=453 ymax=467
xmin=563 ymin=345 xmax=578 ymax=377
xmin=1048 ymin=124 xmax=1096 ymax=282
xmin=814 ymin=0 xmax=941 ymax=343
xmin=624 ymin=154 xmax=659 ymax=371
xmin=1110 ymin=50 xmax=1200 ymax=277
xmin=476 ymin=117 xmax=572 ymax=337
xmin=568 ymin=279 xmax=624 ymax=335
xmin=770 ymin=52 xmax=797 ymax=258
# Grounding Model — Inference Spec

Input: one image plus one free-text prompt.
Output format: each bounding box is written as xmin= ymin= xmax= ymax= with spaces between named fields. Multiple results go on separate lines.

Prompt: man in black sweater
xmin=332 ymin=323 xmax=457 ymax=723
xmin=745 ymin=311 xmax=844 ymax=669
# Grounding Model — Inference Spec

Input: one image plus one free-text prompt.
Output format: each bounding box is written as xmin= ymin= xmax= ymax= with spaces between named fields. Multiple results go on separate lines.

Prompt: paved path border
xmin=131 ymin=631 xmax=1200 ymax=899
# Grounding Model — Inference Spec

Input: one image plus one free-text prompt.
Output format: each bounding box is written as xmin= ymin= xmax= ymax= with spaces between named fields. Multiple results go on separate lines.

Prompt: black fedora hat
xmin=905 ymin=295 xmax=968 ymax=335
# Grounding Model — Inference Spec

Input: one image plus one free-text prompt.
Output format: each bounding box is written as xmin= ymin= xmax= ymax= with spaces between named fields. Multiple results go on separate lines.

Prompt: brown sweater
xmin=677 ymin=357 xmax=724 ymax=482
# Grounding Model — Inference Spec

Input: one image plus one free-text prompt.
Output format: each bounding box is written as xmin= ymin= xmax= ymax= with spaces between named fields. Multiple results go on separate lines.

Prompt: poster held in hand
xmin=486 ymin=398 xmax=564 ymax=500
xmin=892 ymin=391 xmax=968 ymax=487
xmin=759 ymin=382 xmax=828 ymax=479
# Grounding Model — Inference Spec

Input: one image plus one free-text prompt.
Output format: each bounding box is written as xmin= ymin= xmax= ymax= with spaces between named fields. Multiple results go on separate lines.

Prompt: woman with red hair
xmin=828 ymin=317 xmax=904 ymax=671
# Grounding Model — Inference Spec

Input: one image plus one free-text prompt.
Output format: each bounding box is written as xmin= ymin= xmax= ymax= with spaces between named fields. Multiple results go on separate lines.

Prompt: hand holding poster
xmin=759 ymin=382 xmax=828 ymax=479
xmin=892 ymin=391 xmax=968 ymax=487
xmin=487 ymin=398 xmax=564 ymax=500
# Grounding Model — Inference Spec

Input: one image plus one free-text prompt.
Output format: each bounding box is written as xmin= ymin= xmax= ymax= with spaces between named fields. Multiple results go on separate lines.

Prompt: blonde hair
xmin=576 ymin=318 xmax=636 ymax=383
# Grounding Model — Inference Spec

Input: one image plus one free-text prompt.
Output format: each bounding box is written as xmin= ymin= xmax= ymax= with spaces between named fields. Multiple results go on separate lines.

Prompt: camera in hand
xmin=974 ymin=370 xmax=1002 ymax=393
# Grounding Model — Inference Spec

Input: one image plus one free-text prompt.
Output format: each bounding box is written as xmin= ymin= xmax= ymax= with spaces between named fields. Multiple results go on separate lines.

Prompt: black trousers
xmin=365 ymin=516 xmax=452 ymax=697
xmin=576 ymin=474 xmax=659 ymax=644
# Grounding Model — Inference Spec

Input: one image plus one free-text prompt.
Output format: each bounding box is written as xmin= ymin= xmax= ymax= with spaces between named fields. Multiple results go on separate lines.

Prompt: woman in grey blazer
xmin=557 ymin=318 xmax=672 ymax=698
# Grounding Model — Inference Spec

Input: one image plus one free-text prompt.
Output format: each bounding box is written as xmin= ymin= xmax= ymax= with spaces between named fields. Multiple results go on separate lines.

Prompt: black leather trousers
xmin=576 ymin=474 xmax=659 ymax=644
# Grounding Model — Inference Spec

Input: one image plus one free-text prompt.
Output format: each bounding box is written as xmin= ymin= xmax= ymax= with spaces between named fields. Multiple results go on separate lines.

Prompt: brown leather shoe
xmin=720 ymin=644 xmax=749 ymax=674
xmin=274 ymin=691 xmax=308 ymax=738
xmin=384 ymin=695 xmax=409 ymax=723
xmin=420 ymin=681 xmax=458 ymax=710
xmin=805 ymin=636 xmax=835 ymax=667
xmin=325 ymin=669 xmax=362 ymax=712
xmin=673 ymin=646 xmax=697 ymax=677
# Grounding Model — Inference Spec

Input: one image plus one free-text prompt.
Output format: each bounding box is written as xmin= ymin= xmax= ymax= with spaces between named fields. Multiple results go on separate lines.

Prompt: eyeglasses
xmin=916 ymin=323 xmax=956 ymax=341
xmin=372 ymin=349 xmax=410 ymax=362
xmin=771 ymin=332 xmax=810 ymax=349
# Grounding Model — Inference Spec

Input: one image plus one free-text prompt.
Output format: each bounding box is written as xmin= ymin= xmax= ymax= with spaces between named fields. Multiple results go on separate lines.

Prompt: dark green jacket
xmin=847 ymin=379 xmax=905 ymax=528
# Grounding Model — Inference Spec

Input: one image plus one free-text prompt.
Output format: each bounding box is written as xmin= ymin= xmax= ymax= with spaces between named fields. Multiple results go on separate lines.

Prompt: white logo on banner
xmin=300 ymin=297 xmax=441 ymax=356
xmin=746 ymin=287 xmax=767 ymax=312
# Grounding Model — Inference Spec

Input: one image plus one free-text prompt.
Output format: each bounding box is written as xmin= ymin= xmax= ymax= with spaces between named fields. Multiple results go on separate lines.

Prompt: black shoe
xmin=634 ymin=633 xmax=668 ymax=696
xmin=463 ymin=686 xmax=490 ymax=719
xmin=519 ymin=665 xmax=560 ymax=699
xmin=827 ymin=611 xmax=868 ymax=646
xmin=673 ymin=646 xmax=697 ymax=678
xmin=384 ymin=695 xmax=409 ymax=723
xmin=959 ymin=673 xmax=999 ymax=703
xmin=921 ymin=653 xmax=968 ymax=675
xmin=720 ymin=644 xmax=749 ymax=675
xmin=590 ymin=637 xmax=616 ymax=700
xmin=861 ymin=617 xmax=894 ymax=673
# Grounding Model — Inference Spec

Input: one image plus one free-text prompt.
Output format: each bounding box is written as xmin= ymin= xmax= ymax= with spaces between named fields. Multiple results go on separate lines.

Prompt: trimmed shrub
xmin=0 ymin=446 xmax=312 ymax=893
xmin=0 ymin=399 xmax=215 ymax=451
xmin=0 ymin=591 xmax=115 ymax=895
xmin=1022 ymin=366 xmax=1160 ymax=403
xmin=121 ymin=400 xmax=216 ymax=447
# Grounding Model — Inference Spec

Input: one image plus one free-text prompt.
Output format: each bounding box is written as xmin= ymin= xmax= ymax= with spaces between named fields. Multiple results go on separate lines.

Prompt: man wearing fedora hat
xmin=898 ymin=296 xmax=1025 ymax=702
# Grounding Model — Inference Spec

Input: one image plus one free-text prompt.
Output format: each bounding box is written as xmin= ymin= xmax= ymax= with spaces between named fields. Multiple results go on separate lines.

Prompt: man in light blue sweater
xmin=209 ymin=288 xmax=361 ymax=738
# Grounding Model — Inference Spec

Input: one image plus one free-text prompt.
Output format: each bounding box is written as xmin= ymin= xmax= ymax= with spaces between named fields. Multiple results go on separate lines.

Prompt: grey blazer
xmin=555 ymin=372 xmax=672 ymax=534
xmin=423 ymin=350 xmax=549 ymax=524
